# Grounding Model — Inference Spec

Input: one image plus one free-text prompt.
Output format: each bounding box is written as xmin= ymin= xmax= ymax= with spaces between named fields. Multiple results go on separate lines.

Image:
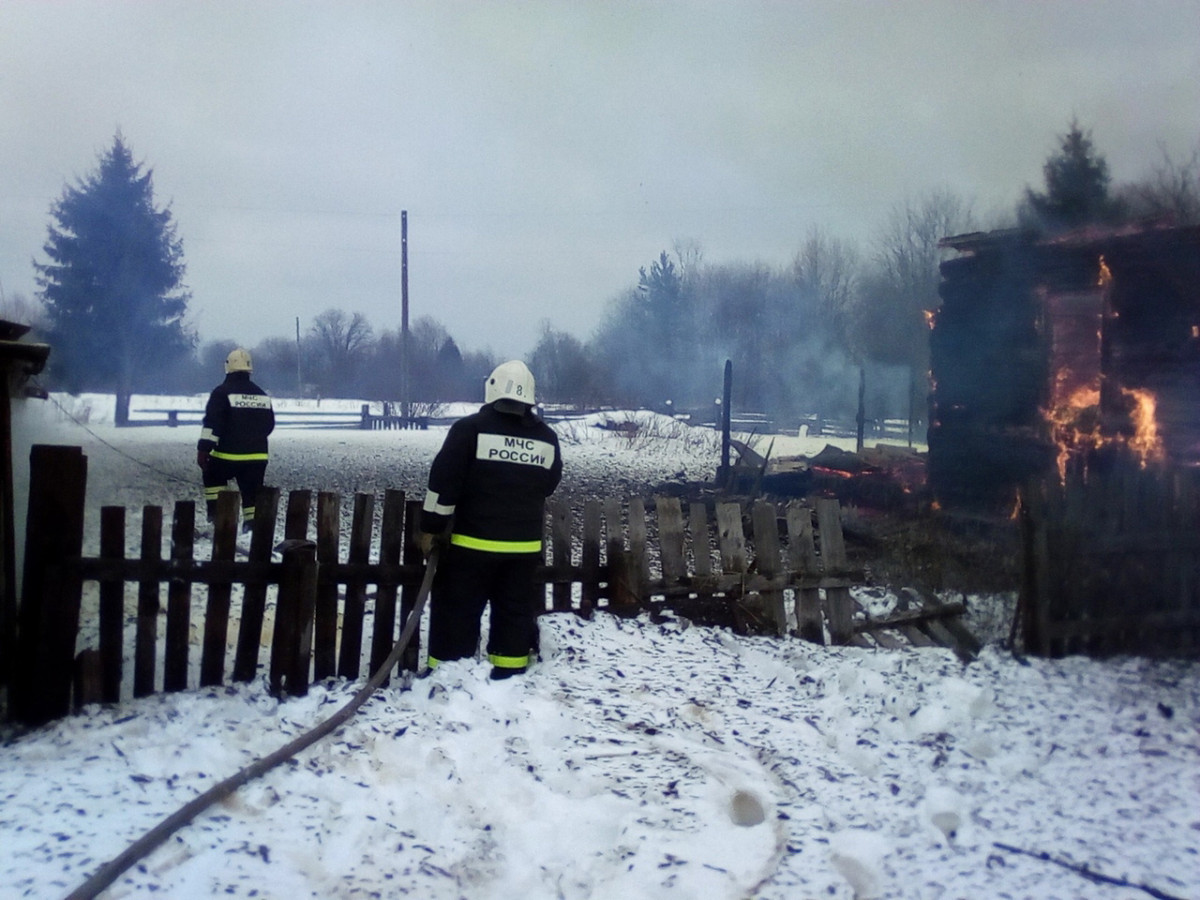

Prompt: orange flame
xmin=1123 ymin=387 xmax=1163 ymax=463
xmin=1046 ymin=384 xmax=1164 ymax=478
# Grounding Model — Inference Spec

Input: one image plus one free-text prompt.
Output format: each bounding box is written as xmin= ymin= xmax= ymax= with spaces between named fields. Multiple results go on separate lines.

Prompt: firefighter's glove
xmin=196 ymin=450 xmax=210 ymax=471
xmin=417 ymin=531 xmax=447 ymax=560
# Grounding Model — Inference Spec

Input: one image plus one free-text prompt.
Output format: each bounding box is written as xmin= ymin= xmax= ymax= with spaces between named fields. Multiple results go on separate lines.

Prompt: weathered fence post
xmin=549 ymin=498 xmax=571 ymax=612
xmin=602 ymin=498 xmax=623 ymax=606
xmin=688 ymin=501 xmax=712 ymax=578
xmin=628 ymin=497 xmax=649 ymax=593
xmin=98 ymin=505 xmax=125 ymax=702
xmin=714 ymin=502 xmax=747 ymax=574
xmin=400 ymin=498 xmax=423 ymax=672
xmin=200 ymin=491 xmax=239 ymax=687
xmin=12 ymin=444 xmax=87 ymax=725
xmin=270 ymin=538 xmax=317 ymax=697
xmin=231 ymin=487 xmax=280 ymax=683
xmin=785 ymin=501 xmax=824 ymax=644
xmin=815 ymin=497 xmax=854 ymax=644
xmin=370 ymin=489 xmax=405 ymax=682
xmin=750 ymin=500 xmax=787 ymax=635
xmin=134 ymin=506 xmax=163 ymax=697
xmin=164 ymin=501 xmax=196 ymax=693
xmin=313 ymin=491 xmax=340 ymax=680
xmin=656 ymin=497 xmax=687 ymax=586
xmin=338 ymin=493 xmax=374 ymax=679
xmin=579 ymin=500 xmax=601 ymax=616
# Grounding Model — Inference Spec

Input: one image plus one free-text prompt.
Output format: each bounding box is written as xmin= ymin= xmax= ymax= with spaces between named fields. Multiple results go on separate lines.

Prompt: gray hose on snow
xmin=63 ymin=547 xmax=440 ymax=900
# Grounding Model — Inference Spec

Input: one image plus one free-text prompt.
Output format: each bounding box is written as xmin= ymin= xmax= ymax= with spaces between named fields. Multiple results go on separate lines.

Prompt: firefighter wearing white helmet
xmin=419 ymin=359 xmax=562 ymax=679
xmin=197 ymin=348 xmax=275 ymax=533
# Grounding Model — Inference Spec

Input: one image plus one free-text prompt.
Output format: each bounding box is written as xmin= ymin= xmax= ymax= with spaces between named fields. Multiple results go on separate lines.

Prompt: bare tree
xmin=250 ymin=336 xmax=300 ymax=397
xmin=852 ymin=188 xmax=974 ymax=420
xmin=530 ymin=320 xmax=595 ymax=405
xmin=1120 ymin=140 xmax=1200 ymax=225
xmin=306 ymin=308 xmax=374 ymax=396
xmin=792 ymin=227 xmax=861 ymax=355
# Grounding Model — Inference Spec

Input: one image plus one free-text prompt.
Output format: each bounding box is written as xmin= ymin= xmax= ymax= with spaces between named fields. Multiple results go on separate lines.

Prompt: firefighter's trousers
xmin=202 ymin=458 xmax=268 ymax=527
xmin=428 ymin=544 xmax=540 ymax=672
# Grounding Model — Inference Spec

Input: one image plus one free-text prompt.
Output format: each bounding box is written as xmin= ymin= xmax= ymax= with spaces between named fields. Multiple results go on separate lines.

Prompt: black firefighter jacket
xmin=197 ymin=372 xmax=275 ymax=462
xmin=421 ymin=403 xmax=562 ymax=552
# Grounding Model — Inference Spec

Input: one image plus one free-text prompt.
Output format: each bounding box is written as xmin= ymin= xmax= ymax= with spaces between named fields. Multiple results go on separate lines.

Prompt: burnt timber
xmin=932 ymin=222 xmax=1200 ymax=510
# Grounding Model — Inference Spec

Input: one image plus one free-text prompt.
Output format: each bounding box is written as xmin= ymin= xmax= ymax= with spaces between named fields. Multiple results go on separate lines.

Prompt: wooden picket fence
xmin=1019 ymin=451 xmax=1200 ymax=657
xmin=7 ymin=444 xmax=975 ymax=727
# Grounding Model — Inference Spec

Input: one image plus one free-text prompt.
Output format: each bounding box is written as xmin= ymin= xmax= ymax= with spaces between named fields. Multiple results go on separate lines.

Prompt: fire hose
xmin=62 ymin=546 xmax=441 ymax=900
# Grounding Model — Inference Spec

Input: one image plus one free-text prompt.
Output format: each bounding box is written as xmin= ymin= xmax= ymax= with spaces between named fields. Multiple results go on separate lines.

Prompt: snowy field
xmin=2 ymin=394 xmax=1198 ymax=900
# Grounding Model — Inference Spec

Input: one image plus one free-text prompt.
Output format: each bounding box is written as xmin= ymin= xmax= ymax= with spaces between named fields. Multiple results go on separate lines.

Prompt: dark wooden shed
xmin=0 ymin=321 xmax=50 ymax=697
xmin=930 ymin=222 xmax=1200 ymax=510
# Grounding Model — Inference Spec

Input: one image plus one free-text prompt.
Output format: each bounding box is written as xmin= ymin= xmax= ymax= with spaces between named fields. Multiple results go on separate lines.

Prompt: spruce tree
xmin=1023 ymin=119 xmax=1126 ymax=232
xmin=35 ymin=133 xmax=193 ymax=424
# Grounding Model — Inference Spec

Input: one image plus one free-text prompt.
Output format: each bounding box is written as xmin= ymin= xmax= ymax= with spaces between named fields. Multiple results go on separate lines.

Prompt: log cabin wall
xmin=932 ymin=224 xmax=1200 ymax=511
xmin=929 ymin=235 xmax=1050 ymax=510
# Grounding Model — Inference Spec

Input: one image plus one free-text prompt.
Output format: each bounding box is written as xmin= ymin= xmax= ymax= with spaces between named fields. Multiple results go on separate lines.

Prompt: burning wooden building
xmin=929 ymin=222 xmax=1200 ymax=510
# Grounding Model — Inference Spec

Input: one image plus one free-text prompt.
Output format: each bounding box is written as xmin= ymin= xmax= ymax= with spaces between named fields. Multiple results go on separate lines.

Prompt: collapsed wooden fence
xmin=8 ymin=443 xmax=974 ymax=728
xmin=1019 ymin=452 xmax=1200 ymax=658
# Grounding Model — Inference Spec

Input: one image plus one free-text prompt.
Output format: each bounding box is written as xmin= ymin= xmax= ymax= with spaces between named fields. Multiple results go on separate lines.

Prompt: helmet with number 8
xmin=484 ymin=360 xmax=535 ymax=406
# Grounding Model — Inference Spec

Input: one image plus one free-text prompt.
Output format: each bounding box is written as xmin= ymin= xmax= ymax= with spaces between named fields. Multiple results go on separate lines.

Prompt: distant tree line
xmin=12 ymin=122 xmax=1200 ymax=423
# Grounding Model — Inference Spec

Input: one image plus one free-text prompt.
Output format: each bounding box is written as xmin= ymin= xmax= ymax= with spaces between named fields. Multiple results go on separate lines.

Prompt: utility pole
xmin=401 ymin=210 xmax=410 ymax=420
xmin=295 ymin=316 xmax=302 ymax=398
xmin=856 ymin=366 xmax=866 ymax=454
xmin=718 ymin=359 xmax=732 ymax=488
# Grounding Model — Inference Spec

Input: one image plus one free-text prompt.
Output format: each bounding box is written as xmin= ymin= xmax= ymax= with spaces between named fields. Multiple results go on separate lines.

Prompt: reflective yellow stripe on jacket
xmin=450 ymin=533 xmax=542 ymax=554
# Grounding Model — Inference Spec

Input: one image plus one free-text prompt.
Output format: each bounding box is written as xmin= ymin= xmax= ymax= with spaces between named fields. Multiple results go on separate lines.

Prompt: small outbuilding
xmin=930 ymin=222 xmax=1200 ymax=510
xmin=0 ymin=321 xmax=50 ymax=698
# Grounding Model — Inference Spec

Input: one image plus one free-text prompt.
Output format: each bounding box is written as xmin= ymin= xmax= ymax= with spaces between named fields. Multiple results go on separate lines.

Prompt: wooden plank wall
xmin=1021 ymin=454 xmax=1200 ymax=657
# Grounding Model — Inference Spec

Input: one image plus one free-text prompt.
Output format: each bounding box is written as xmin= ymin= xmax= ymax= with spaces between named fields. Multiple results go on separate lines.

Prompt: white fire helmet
xmin=225 ymin=348 xmax=253 ymax=374
xmin=484 ymin=360 xmax=535 ymax=406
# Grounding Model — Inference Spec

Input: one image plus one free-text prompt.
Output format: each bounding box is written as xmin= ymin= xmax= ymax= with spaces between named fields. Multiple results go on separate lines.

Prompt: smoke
xmin=588 ymin=257 xmax=913 ymax=427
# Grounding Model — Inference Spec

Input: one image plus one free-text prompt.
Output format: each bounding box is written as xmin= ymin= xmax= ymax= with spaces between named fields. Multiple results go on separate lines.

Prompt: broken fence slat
xmin=656 ymin=497 xmax=687 ymax=584
xmin=628 ymin=497 xmax=649 ymax=592
xmin=852 ymin=602 xmax=968 ymax=633
xmin=815 ymin=497 xmax=854 ymax=645
xmin=581 ymin=500 xmax=602 ymax=615
xmin=550 ymin=498 xmax=572 ymax=612
xmin=715 ymin=502 xmax=747 ymax=573
xmin=785 ymin=501 xmax=824 ymax=645
xmin=750 ymin=500 xmax=786 ymax=635
xmin=688 ymin=501 xmax=713 ymax=578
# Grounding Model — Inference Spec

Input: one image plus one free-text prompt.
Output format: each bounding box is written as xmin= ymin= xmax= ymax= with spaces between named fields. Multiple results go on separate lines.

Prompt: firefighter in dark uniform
xmin=197 ymin=348 xmax=275 ymax=533
xmin=418 ymin=360 xmax=562 ymax=679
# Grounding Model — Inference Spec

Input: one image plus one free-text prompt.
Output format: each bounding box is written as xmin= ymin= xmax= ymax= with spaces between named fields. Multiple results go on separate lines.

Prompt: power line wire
xmin=37 ymin=386 xmax=195 ymax=488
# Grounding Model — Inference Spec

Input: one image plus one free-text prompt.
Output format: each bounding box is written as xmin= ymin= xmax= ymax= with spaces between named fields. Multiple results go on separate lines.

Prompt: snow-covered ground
xmin=2 ymin=394 xmax=1198 ymax=900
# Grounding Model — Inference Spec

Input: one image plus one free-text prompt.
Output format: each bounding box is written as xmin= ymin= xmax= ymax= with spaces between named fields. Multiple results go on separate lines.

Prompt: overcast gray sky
xmin=2 ymin=1 xmax=1198 ymax=360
